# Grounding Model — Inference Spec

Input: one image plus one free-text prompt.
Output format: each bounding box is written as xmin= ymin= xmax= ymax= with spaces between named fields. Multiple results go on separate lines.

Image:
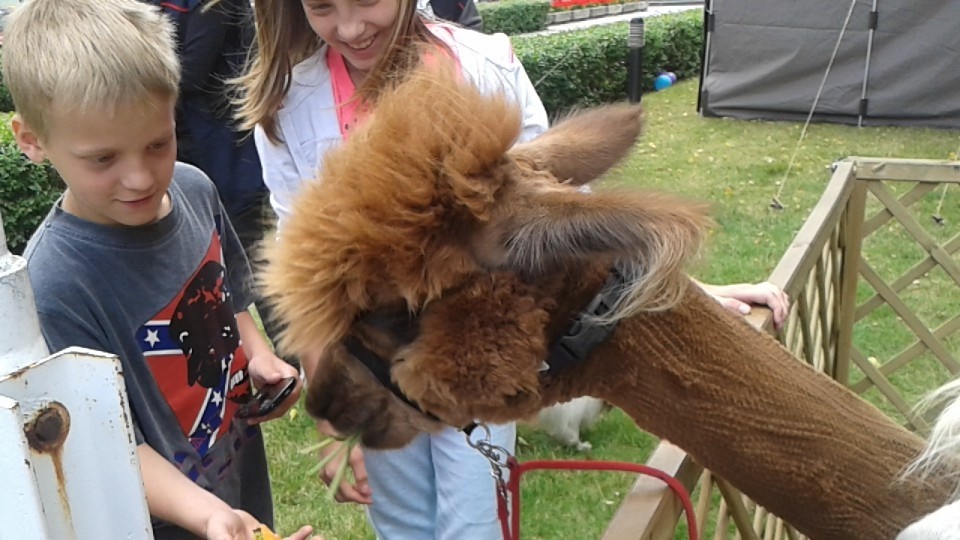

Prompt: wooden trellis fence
xmin=604 ymin=157 xmax=960 ymax=540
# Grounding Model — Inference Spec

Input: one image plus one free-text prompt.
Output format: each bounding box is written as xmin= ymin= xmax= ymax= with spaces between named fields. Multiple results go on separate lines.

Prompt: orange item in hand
xmin=253 ymin=525 xmax=281 ymax=540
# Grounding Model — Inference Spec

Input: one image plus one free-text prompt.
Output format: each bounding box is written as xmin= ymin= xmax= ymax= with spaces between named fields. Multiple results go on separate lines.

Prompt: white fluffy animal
xmin=534 ymin=396 xmax=609 ymax=452
xmin=899 ymin=379 xmax=960 ymax=539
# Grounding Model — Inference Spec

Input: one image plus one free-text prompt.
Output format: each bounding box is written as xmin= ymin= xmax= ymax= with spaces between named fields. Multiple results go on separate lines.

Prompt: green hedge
xmin=0 ymin=81 xmax=13 ymax=114
xmin=0 ymin=114 xmax=63 ymax=255
xmin=513 ymin=9 xmax=703 ymax=117
xmin=479 ymin=0 xmax=551 ymax=35
xmin=0 ymin=53 xmax=58 ymax=255
xmin=0 ymin=52 xmax=13 ymax=113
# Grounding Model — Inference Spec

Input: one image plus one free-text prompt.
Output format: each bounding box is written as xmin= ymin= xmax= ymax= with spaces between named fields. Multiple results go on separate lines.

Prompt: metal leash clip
xmin=464 ymin=422 xmax=512 ymax=485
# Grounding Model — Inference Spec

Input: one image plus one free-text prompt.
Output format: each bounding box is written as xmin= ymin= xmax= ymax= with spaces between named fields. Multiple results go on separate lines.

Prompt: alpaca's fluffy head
xmin=262 ymin=60 xmax=711 ymax=447
xmin=262 ymin=61 xmax=523 ymax=360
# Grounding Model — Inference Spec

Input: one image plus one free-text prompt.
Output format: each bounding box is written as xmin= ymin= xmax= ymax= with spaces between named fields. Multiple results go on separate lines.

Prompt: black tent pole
xmin=696 ymin=0 xmax=712 ymax=113
xmin=628 ymin=18 xmax=644 ymax=103
xmin=858 ymin=0 xmax=878 ymax=128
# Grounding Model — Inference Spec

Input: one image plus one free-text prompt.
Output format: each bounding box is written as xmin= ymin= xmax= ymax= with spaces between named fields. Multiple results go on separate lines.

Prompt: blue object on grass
xmin=654 ymin=74 xmax=673 ymax=91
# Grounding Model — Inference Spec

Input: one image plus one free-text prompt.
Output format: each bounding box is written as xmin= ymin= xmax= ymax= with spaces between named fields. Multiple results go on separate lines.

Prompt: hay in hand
xmin=302 ymin=433 xmax=363 ymax=501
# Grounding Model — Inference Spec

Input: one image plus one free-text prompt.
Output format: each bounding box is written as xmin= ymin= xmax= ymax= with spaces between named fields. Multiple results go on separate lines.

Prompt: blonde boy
xmin=3 ymin=1 xmax=316 ymax=538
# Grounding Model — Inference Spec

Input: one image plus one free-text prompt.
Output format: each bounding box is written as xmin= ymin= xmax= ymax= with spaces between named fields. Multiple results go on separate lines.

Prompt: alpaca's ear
xmin=472 ymin=187 xmax=711 ymax=276
xmin=509 ymin=104 xmax=643 ymax=186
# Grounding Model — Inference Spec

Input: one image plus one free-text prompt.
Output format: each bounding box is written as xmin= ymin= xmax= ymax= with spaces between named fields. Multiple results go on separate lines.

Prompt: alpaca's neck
xmin=562 ymin=285 xmax=953 ymax=540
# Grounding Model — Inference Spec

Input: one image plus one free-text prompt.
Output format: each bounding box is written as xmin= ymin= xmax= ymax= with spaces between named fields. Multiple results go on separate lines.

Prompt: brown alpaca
xmin=262 ymin=65 xmax=957 ymax=539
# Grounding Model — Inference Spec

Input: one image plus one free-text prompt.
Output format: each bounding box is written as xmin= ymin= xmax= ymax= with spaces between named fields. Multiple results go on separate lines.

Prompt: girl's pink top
xmin=327 ymin=24 xmax=461 ymax=139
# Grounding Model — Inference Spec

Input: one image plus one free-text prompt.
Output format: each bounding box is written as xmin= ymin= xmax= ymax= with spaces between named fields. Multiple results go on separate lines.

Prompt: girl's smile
xmin=302 ymin=0 xmax=401 ymax=78
xmin=348 ymin=34 xmax=376 ymax=50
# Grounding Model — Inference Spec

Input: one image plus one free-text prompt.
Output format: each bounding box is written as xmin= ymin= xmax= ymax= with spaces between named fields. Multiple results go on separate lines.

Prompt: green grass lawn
xmin=263 ymin=79 xmax=960 ymax=538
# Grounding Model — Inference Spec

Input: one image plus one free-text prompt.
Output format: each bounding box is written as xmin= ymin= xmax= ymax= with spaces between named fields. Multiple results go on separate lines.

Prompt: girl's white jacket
xmin=254 ymin=24 xmax=550 ymax=229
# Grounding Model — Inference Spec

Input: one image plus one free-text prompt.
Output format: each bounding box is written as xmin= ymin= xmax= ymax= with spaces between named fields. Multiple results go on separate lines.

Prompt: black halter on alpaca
xmin=343 ymin=310 xmax=442 ymax=424
xmin=344 ymin=335 xmax=443 ymax=424
xmin=543 ymin=267 xmax=628 ymax=375
xmin=344 ymin=268 xmax=629 ymax=433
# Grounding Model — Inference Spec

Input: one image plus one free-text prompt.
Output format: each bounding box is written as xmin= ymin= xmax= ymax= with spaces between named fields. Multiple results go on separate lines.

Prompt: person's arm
xmin=515 ymin=63 xmax=549 ymax=143
xmin=236 ymin=311 xmax=303 ymax=422
xmin=253 ymin=124 xmax=302 ymax=228
xmin=138 ymin=444 xmax=248 ymax=537
xmin=463 ymin=32 xmax=547 ymax=143
xmin=456 ymin=0 xmax=483 ymax=31
xmin=430 ymin=0 xmax=482 ymax=30
xmin=178 ymin=0 xmax=232 ymax=95
xmin=236 ymin=310 xmax=277 ymax=365
xmin=500 ymin=35 xmax=549 ymax=143
xmin=140 ymin=445 xmax=321 ymax=539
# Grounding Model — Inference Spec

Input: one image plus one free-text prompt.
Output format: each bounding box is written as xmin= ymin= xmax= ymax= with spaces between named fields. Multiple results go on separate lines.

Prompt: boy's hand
xmin=203 ymin=508 xmax=257 ymax=539
xmin=245 ymin=352 xmax=303 ymax=423
xmin=206 ymin=509 xmax=322 ymax=540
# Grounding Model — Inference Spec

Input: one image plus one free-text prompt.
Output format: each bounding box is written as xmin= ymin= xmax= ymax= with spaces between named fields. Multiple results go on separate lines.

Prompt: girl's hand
xmin=698 ymin=281 xmax=790 ymax=329
xmin=315 ymin=421 xmax=373 ymax=505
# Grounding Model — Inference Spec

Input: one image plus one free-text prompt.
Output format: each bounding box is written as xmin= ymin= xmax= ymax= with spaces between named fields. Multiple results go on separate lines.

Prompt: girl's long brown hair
xmin=234 ymin=0 xmax=444 ymax=143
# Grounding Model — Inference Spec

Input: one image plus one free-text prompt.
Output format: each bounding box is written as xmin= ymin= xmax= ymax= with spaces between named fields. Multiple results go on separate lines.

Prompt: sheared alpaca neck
xmin=553 ymin=285 xmax=955 ymax=540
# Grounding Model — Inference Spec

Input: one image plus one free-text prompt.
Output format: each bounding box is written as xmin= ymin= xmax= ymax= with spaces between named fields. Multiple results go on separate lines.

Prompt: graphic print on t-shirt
xmin=137 ymin=227 xmax=251 ymax=458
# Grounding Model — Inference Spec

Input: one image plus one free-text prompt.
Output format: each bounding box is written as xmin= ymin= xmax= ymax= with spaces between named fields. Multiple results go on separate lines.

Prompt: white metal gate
xmin=0 ymin=215 xmax=153 ymax=539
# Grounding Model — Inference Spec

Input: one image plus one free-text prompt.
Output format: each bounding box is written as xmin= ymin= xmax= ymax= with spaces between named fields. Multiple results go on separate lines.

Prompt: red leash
xmin=497 ymin=456 xmax=699 ymax=540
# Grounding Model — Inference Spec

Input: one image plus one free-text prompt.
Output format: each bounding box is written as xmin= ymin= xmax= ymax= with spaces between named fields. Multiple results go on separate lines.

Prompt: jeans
xmin=364 ymin=423 xmax=516 ymax=539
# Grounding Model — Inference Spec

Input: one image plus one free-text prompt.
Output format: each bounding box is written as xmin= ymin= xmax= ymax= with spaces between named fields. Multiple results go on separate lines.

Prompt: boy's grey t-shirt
xmin=25 ymin=163 xmax=273 ymax=536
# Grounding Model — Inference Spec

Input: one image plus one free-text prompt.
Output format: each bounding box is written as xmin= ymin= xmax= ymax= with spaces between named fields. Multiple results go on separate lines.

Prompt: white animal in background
xmin=898 ymin=379 xmax=960 ymax=539
xmin=534 ymin=396 xmax=609 ymax=452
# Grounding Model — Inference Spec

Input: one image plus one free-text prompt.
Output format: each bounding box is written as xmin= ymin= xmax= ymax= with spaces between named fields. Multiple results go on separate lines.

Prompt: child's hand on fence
xmin=697 ymin=280 xmax=790 ymax=329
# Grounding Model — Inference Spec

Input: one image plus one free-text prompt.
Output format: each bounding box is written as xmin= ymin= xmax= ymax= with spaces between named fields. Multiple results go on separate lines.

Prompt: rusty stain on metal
xmin=0 ymin=363 xmax=32 ymax=381
xmin=115 ymin=371 xmax=139 ymax=447
xmin=25 ymin=401 xmax=70 ymax=453
xmin=24 ymin=401 xmax=76 ymax=535
xmin=50 ymin=441 xmax=75 ymax=534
